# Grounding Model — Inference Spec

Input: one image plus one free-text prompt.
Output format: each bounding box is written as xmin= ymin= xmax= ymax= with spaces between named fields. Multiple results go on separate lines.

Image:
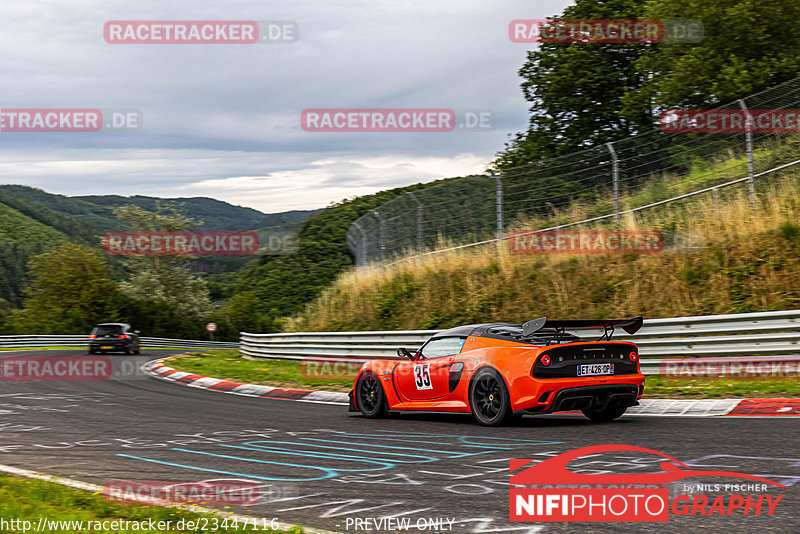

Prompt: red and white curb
xmin=144 ymin=359 xmax=799 ymax=416
xmin=144 ymin=359 xmax=348 ymax=405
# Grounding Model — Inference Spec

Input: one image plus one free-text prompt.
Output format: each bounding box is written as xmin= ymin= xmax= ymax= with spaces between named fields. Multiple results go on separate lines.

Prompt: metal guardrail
xmin=241 ymin=310 xmax=800 ymax=375
xmin=0 ymin=335 xmax=239 ymax=350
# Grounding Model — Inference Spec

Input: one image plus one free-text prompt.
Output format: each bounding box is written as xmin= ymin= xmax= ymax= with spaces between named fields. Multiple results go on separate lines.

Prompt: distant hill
xmin=0 ymin=184 xmax=314 ymax=305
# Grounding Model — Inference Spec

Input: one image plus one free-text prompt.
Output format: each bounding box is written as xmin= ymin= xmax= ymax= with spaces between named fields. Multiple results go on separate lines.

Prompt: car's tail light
xmin=540 ymin=354 xmax=551 ymax=366
xmin=629 ymin=351 xmax=638 ymax=362
xmin=89 ymin=335 xmax=96 ymax=339
xmin=119 ymin=335 xmax=128 ymax=339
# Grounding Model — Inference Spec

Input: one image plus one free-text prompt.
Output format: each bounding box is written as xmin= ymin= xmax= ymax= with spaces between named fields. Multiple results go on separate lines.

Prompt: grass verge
xmin=0 ymin=473 xmax=299 ymax=533
xmin=166 ymin=351 xmax=799 ymax=399
xmin=644 ymin=376 xmax=800 ymax=398
xmin=165 ymin=350 xmax=353 ymax=392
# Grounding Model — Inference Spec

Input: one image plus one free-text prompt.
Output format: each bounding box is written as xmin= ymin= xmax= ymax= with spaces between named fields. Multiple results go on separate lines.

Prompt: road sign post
xmin=206 ymin=322 xmax=217 ymax=341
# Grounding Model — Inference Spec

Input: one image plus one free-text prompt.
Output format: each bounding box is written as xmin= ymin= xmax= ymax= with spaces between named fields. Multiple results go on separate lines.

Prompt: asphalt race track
xmin=0 ymin=350 xmax=798 ymax=533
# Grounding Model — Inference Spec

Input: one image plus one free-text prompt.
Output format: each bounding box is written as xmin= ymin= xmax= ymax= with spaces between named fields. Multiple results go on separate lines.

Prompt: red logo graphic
xmin=104 ymin=480 xmax=259 ymax=505
xmin=301 ymin=109 xmax=456 ymax=132
xmin=660 ymin=109 xmax=800 ymax=133
xmin=510 ymin=445 xmax=784 ymax=522
xmin=661 ymin=356 xmax=800 ymax=377
xmin=301 ymin=360 xmax=362 ymax=380
xmin=509 ymin=230 xmax=664 ymax=255
xmin=1 ymin=356 xmax=112 ymax=380
xmin=105 ymin=21 xmax=258 ymax=44
xmin=0 ymin=109 xmax=101 ymax=132
xmin=510 ymin=19 xmax=665 ymax=44
xmin=103 ymin=231 xmax=259 ymax=256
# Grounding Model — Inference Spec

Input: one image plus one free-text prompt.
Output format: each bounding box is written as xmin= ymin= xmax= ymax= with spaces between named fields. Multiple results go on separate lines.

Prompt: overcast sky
xmin=0 ymin=0 xmax=571 ymax=214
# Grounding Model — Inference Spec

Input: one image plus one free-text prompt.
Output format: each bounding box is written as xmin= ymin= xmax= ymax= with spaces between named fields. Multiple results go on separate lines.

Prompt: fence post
xmin=489 ymin=170 xmax=503 ymax=243
xmin=371 ymin=209 xmax=385 ymax=262
xmin=352 ymin=221 xmax=367 ymax=266
xmin=406 ymin=192 xmax=423 ymax=254
xmin=738 ymin=99 xmax=756 ymax=208
xmin=606 ymin=142 xmax=619 ymax=222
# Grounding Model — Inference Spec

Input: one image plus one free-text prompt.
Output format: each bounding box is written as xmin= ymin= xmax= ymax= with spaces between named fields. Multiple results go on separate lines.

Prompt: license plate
xmin=101 ymin=346 xmax=113 ymax=349
xmin=578 ymin=363 xmax=614 ymax=376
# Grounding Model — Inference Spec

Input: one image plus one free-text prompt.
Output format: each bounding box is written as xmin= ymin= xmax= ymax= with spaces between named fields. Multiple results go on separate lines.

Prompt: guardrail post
xmin=406 ymin=191 xmax=423 ymax=254
xmin=371 ymin=209 xmax=386 ymax=262
xmin=607 ymin=142 xmax=620 ymax=222
xmin=738 ymin=99 xmax=756 ymax=209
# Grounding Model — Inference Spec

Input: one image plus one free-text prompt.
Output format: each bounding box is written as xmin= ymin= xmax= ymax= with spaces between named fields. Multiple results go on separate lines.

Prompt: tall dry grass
xmin=287 ymin=175 xmax=800 ymax=332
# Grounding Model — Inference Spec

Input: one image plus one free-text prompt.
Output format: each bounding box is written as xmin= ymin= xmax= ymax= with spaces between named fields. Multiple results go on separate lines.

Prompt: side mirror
xmin=396 ymin=347 xmax=415 ymax=360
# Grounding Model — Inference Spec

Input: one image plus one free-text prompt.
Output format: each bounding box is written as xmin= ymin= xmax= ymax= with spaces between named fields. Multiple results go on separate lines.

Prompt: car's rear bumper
xmin=89 ymin=342 xmax=128 ymax=350
xmin=520 ymin=383 xmax=642 ymax=414
xmin=510 ymin=371 xmax=645 ymax=412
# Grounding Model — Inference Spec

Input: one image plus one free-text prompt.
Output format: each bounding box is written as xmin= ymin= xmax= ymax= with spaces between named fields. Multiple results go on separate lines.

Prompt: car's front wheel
xmin=581 ymin=404 xmax=628 ymax=422
xmin=355 ymin=371 xmax=387 ymax=418
xmin=469 ymin=367 xmax=512 ymax=426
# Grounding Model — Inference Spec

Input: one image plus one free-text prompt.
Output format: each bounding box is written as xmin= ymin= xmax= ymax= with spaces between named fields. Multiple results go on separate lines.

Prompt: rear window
xmin=92 ymin=325 xmax=124 ymax=335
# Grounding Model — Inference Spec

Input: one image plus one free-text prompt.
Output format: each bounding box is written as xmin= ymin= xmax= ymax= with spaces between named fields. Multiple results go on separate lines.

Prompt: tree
xmin=625 ymin=0 xmax=800 ymax=111
xmin=497 ymin=0 xmax=654 ymax=168
xmin=113 ymin=202 xmax=211 ymax=320
xmin=9 ymin=243 xmax=125 ymax=334
xmin=206 ymin=291 xmax=274 ymax=340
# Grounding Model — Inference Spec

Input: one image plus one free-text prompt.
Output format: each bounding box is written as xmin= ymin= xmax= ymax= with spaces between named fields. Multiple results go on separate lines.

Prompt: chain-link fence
xmin=348 ymin=78 xmax=800 ymax=266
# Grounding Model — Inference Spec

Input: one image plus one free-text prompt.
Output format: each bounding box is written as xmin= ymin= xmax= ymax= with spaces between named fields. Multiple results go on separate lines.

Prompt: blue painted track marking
xmin=116 ymin=453 xmax=339 ymax=482
xmin=218 ymin=442 xmax=445 ymax=464
xmin=118 ymin=429 xmax=566 ymax=483
xmin=296 ymin=437 xmax=494 ymax=456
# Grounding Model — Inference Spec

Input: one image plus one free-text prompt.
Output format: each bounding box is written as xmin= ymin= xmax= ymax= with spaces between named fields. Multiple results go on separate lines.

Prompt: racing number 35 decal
xmin=414 ymin=363 xmax=432 ymax=390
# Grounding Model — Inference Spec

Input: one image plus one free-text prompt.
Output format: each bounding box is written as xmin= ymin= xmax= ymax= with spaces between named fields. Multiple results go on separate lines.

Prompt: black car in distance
xmin=88 ymin=323 xmax=141 ymax=354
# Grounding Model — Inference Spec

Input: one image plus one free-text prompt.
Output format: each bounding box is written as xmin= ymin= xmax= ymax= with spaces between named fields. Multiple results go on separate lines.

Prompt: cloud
xmin=0 ymin=0 xmax=570 ymax=213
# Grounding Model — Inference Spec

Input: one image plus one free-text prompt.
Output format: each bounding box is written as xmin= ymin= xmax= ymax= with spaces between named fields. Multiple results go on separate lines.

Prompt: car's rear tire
xmin=355 ymin=371 xmax=387 ymax=418
xmin=469 ymin=367 xmax=512 ymax=426
xmin=133 ymin=347 xmax=140 ymax=355
xmin=87 ymin=348 xmax=94 ymax=355
xmin=124 ymin=346 xmax=131 ymax=355
xmin=581 ymin=404 xmax=628 ymax=422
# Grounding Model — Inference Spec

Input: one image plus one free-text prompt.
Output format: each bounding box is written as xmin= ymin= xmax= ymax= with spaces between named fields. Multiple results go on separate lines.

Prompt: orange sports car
xmin=349 ymin=317 xmax=645 ymax=426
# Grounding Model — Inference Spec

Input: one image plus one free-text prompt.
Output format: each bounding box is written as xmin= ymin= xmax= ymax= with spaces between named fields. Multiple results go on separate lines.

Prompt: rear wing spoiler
xmin=521 ymin=316 xmax=643 ymax=340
